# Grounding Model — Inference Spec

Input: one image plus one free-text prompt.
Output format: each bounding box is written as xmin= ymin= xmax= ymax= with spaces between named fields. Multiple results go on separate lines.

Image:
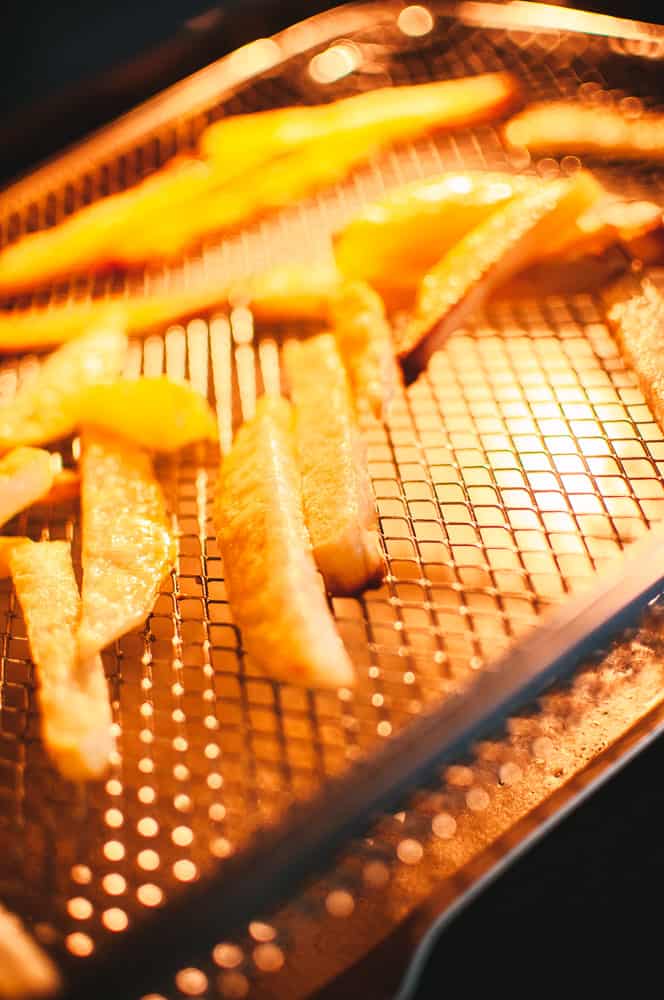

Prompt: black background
xmin=3 ymin=1 xmax=664 ymax=995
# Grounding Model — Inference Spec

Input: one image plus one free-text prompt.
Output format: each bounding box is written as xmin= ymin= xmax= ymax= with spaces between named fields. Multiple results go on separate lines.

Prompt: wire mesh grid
xmin=2 ymin=5 xmax=664 ymax=999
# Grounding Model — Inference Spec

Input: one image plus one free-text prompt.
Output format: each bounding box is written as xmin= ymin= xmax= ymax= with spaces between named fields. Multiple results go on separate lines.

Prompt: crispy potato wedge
xmin=9 ymin=539 xmax=113 ymax=780
xmin=215 ymin=396 xmax=354 ymax=688
xmin=74 ymin=376 xmax=218 ymax=452
xmin=78 ymin=429 xmax=175 ymax=661
xmin=397 ymin=171 xmax=603 ymax=381
xmin=329 ymin=281 xmax=399 ymax=420
xmin=334 ymin=171 xmax=537 ymax=309
xmin=0 ymin=448 xmax=58 ymax=526
xmin=504 ymin=100 xmax=664 ymax=162
xmin=285 ymin=333 xmax=384 ymax=595
xmin=0 ymin=326 xmax=127 ymax=450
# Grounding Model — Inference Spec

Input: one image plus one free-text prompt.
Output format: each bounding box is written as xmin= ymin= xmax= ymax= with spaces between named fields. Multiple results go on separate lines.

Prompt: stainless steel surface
xmin=2 ymin=3 xmax=664 ymax=998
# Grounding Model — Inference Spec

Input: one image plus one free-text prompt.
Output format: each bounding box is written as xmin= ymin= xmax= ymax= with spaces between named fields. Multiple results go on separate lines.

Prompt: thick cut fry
xmin=0 ymin=262 xmax=339 ymax=353
xmin=604 ymin=275 xmax=664 ymax=432
xmin=329 ymin=281 xmax=399 ymax=420
xmin=9 ymin=540 xmax=112 ymax=779
xmin=0 ymin=158 xmax=216 ymax=295
xmin=78 ymin=429 xmax=175 ymax=661
xmin=215 ymin=396 xmax=354 ymax=688
xmin=397 ymin=171 xmax=603 ymax=381
xmin=130 ymin=73 xmax=520 ymax=263
xmin=74 ymin=377 xmax=218 ymax=451
xmin=504 ymin=100 xmax=664 ymax=162
xmin=0 ymin=537 xmax=27 ymax=578
xmin=334 ymin=171 xmax=537 ymax=308
xmin=285 ymin=334 xmax=384 ymax=595
xmin=202 ymin=72 xmax=520 ymax=161
xmin=0 ymin=73 xmax=519 ymax=295
xmin=0 ymin=448 xmax=58 ymax=526
xmin=0 ymin=326 xmax=127 ymax=449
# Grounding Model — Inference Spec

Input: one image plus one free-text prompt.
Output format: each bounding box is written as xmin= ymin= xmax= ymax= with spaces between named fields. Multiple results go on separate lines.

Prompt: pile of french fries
xmin=1 ymin=72 xmax=664 ymax=788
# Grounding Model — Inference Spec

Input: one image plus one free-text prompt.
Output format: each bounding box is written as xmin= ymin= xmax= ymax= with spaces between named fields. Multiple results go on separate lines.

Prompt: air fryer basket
xmin=2 ymin=3 xmax=664 ymax=998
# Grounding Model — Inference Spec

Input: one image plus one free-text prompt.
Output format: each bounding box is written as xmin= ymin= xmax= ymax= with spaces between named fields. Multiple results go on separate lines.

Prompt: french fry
xmin=604 ymin=274 xmax=664 ymax=432
xmin=397 ymin=171 xmax=603 ymax=381
xmin=0 ymin=157 xmax=216 ymax=295
xmin=202 ymin=72 xmax=521 ymax=163
xmin=504 ymin=99 xmax=664 ymax=163
xmin=0 ymin=326 xmax=127 ymax=450
xmin=9 ymin=539 xmax=113 ymax=780
xmin=285 ymin=334 xmax=384 ymax=595
xmin=74 ymin=377 xmax=218 ymax=452
xmin=329 ymin=280 xmax=399 ymax=420
xmin=214 ymin=396 xmax=354 ymax=688
xmin=0 ymin=261 xmax=339 ymax=353
xmin=0 ymin=448 xmax=58 ymax=526
xmin=333 ymin=171 xmax=537 ymax=309
xmin=0 ymin=73 xmax=519 ymax=294
xmin=78 ymin=429 xmax=175 ymax=661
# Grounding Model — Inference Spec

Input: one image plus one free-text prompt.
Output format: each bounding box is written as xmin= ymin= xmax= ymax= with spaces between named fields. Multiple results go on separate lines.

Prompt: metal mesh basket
xmin=2 ymin=3 xmax=664 ymax=998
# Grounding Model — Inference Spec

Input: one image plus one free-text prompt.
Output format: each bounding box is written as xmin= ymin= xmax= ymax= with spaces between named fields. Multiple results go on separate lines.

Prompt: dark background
xmin=3 ymin=0 xmax=664 ymax=995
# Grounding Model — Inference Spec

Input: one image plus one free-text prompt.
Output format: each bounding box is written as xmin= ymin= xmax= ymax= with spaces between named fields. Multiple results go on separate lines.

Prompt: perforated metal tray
xmin=3 ymin=3 xmax=664 ymax=999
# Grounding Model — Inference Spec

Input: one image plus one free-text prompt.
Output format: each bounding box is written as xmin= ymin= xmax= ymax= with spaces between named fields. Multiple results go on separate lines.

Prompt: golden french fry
xmin=202 ymin=72 xmax=520 ymax=161
xmin=0 ymin=73 xmax=519 ymax=295
xmin=604 ymin=275 xmax=664 ymax=432
xmin=397 ymin=171 xmax=603 ymax=381
xmin=0 ymin=262 xmax=339 ymax=353
xmin=504 ymin=99 xmax=664 ymax=162
xmin=0 ymin=448 xmax=58 ymax=526
xmin=0 ymin=157 xmax=216 ymax=295
xmin=9 ymin=539 xmax=113 ymax=780
xmin=74 ymin=376 xmax=218 ymax=451
xmin=0 ymin=326 xmax=127 ymax=450
xmin=78 ymin=429 xmax=175 ymax=661
xmin=329 ymin=280 xmax=399 ymax=420
xmin=215 ymin=396 xmax=354 ymax=688
xmin=334 ymin=171 xmax=537 ymax=309
xmin=285 ymin=334 xmax=384 ymax=595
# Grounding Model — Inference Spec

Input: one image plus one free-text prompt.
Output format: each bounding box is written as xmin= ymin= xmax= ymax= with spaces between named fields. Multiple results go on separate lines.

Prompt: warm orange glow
xmin=253 ymin=943 xmax=285 ymax=973
xmin=172 ymin=825 xmax=194 ymax=847
xmin=397 ymin=5 xmax=435 ymax=36
xmin=103 ymin=841 xmax=125 ymax=862
xmin=70 ymin=864 xmax=92 ymax=885
xmin=66 ymin=932 xmax=94 ymax=957
xmin=137 ymin=817 xmax=159 ymax=837
xmin=325 ymin=889 xmax=355 ymax=917
xmin=213 ymin=943 xmax=243 ymax=969
xmin=67 ymin=897 xmax=93 ymax=920
xmin=102 ymin=908 xmax=129 ymax=932
xmin=227 ymin=38 xmax=281 ymax=77
xmin=175 ymin=969 xmax=208 ymax=997
xmin=173 ymin=859 xmax=198 ymax=882
xmin=102 ymin=874 xmax=127 ymax=896
xmin=104 ymin=808 xmax=124 ymax=829
xmin=397 ymin=838 xmax=424 ymax=864
xmin=249 ymin=922 xmax=276 ymax=943
xmin=137 ymin=884 xmax=163 ymax=907
xmin=137 ymin=849 xmax=160 ymax=871
xmin=138 ymin=785 xmax=156 ymax=805
xmin=309 ymin=42 xmax=361 ymax=84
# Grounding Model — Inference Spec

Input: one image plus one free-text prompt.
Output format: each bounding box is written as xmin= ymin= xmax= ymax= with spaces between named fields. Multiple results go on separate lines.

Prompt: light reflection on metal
xmin=309 ymin=42 xmax=362 ymax=84
xmin=227 ymin=38 xmax=281 ymax=78
xmin=398 ymin=5 xmax=435 ymax=37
